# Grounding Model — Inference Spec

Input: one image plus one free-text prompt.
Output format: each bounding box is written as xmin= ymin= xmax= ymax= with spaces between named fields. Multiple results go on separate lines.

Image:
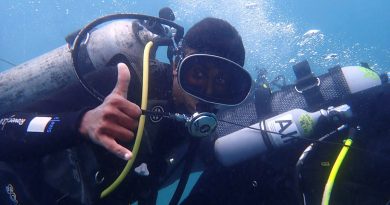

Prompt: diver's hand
xmin=79 ymin=63 xmax=141 ymax=160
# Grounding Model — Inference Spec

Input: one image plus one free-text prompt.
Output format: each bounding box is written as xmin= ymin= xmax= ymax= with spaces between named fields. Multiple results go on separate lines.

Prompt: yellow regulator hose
xmin=321 ymin=138 xmax=353 ymax=205
xmin=100 ymin=41 xmax=153 ymax=198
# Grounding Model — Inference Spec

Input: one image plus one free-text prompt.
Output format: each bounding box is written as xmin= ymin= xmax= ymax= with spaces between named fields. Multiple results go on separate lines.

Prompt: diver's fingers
xmin=99 ymin=121 xmax=136 ymax=142
xmin=112 ymin=63 xmax=131 ymax=99
xmin=104 ymin=94 xmax=142 ymax=120
xmin=105 ymin=107 xmax=139 ymax=131
xmin=99 ymin=135 xmax=132 ymax=160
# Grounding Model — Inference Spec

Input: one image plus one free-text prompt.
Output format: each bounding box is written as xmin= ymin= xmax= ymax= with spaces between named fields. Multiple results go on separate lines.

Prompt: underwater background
xmin=1 ymin=0 xmax=389 ymax=204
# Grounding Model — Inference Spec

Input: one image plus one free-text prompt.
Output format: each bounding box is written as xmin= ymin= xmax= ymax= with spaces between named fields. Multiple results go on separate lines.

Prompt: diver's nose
xmin=205 ymin=79 xmax=214 ymax=95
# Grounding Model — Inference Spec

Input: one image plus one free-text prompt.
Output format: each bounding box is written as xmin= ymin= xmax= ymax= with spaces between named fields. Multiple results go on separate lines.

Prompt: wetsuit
xmin=0 ymin=111 xmax=87 ymax=204
xmin=0 ymin=111 xmax=86 ymax=161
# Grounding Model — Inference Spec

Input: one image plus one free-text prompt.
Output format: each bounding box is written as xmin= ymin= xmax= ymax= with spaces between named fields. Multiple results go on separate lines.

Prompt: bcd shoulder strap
xmin=293 ymin=60 xmax=324 ymax=107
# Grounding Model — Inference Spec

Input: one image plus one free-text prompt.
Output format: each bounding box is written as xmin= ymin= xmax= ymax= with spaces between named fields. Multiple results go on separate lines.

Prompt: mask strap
xmin=173 ymin=39 xmax=184 ymax=70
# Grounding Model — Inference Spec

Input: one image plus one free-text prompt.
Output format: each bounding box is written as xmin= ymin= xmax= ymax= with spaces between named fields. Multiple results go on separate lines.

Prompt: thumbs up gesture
xmin=79 ymin=63 xmax=142 ymax=160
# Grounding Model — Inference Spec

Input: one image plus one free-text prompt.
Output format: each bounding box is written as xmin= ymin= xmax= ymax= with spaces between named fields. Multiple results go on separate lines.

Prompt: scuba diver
xmin=0 ymin=13 xmax=252 ymax=205
xmin=182 ymin=61 xmax=390 ymax=205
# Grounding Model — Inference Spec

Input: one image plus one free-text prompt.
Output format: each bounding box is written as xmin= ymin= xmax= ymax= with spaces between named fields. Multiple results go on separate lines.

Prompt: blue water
xmin=1 ymin=0 xmax=390 ymax=204
xmin=2 ymin=0 xmax=389 ymax=76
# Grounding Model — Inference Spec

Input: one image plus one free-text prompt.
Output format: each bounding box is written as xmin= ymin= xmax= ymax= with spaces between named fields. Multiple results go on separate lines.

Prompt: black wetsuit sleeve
xmin=0 ymin=110 xmax=88 ymax=161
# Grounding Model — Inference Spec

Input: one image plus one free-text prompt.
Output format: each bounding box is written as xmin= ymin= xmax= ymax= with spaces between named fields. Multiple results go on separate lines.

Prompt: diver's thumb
xmin=112 ymin=63 xmax=131 ymax=99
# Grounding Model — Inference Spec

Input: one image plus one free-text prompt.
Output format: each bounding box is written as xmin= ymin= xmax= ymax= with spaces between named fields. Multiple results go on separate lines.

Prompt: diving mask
xmin=177 ymin=54 xmax=252 ymax=106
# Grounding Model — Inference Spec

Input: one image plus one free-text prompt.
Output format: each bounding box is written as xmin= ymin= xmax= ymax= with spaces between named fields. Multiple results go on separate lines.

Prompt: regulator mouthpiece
xmin=185 ymin=112 xmax=217 ymax=138
xmin=148 ymin=111 xmax=218 ymax=138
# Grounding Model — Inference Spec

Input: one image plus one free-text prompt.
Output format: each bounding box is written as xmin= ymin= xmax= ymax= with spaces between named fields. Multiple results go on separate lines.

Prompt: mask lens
xmin=178 ymin=54 xmax=252 ymax=105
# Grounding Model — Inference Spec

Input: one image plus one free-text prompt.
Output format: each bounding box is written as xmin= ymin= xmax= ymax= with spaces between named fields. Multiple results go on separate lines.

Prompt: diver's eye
xmin=192 ymin=67 xmax=206 ymax=80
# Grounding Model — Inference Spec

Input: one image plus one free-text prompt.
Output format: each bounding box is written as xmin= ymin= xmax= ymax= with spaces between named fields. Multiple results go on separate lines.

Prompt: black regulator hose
xmin=169 ymin=138 xmax=201 ymax=205
xmin=71 ymin=13 xmax=184 ymax=102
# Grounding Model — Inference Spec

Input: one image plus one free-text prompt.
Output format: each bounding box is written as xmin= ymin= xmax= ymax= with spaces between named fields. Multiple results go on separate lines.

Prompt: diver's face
xmin=184 ymin=61 xmax=231 ymax=99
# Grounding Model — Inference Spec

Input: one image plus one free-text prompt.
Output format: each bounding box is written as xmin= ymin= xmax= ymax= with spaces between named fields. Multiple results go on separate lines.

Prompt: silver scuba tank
xmin=340 ymin=66 xmax=382 ymax=94
xmin=215 ymin=104 xmax=352 ymax=166
xmin=0 ymin=19 xmax=155 ymax=113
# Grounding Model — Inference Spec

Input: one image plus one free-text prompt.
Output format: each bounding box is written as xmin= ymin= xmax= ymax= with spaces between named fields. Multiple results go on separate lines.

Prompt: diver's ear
xmin=173 ymin=47 xmax=184 ymax=76
xmin=173 ymin=64 xmax=178 ymax=76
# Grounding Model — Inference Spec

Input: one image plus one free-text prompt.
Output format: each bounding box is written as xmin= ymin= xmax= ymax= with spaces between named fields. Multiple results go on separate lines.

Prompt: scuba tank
xmin=215 ymin=104 xmax=352 ymax=167
xmin=0 ymin=13 xmax=183 ymax=113
xmin=0 ymin=44 xmax=76 ymax=113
